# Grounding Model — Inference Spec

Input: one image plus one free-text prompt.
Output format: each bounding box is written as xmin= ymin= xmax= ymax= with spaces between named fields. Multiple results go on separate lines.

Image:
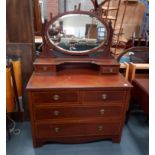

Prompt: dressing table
xmin=26 ymin=7 xmax=132 ymax=147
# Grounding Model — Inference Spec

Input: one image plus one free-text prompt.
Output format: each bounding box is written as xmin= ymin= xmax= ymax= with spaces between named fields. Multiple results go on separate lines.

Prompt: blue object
xmin=119 ymin=56 xmax=130 ymax=63
xmin=139 ymin=0 xmax=149 ymax=37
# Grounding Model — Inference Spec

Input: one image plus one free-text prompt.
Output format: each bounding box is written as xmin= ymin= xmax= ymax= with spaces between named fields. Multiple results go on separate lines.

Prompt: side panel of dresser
xmin=27 ymin=91 xmax=39 ymax=147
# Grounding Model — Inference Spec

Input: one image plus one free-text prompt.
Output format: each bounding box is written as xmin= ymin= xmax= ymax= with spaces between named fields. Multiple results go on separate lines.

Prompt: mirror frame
xmin=44 ymin=10 xmax=111 ymax=55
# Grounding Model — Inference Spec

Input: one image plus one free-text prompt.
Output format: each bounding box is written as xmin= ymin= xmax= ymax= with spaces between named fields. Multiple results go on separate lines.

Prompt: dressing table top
xmin=27 ymin=70 xmax=132 ymax=90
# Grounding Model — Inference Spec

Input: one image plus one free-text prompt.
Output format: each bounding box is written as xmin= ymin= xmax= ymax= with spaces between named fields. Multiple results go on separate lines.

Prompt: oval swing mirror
xmin=46 ymin=11 xmax=109 ymax=55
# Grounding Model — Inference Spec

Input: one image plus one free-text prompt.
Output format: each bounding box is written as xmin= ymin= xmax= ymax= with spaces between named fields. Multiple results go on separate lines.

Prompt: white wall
xmin=66 ymin=0 xmax=103 ymax=11
xmin=61 ymin=14 xmax=104 ymax=38
xmin=41 ymin=0 xmax=48 ymax=19
xmin=63 ymin=15 xmax=92 ymax=37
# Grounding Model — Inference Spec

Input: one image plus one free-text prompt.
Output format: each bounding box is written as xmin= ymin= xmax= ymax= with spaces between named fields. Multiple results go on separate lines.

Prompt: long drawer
xmin=32 ymin=91 xmax=78 ymax=104
xmin=83 ymin=91 xmax=125 ymax=103
xmin=35 ymin=105 xmax=123 ymax=120
xmin=36 ymin=122 xmax=121 ymax=139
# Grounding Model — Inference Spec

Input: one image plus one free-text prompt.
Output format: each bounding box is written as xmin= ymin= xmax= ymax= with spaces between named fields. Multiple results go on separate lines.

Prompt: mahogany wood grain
xmin=34 ymin=65 xmax=56 ymax=73
xmin=27 ymin=77 xmax=131 ymax=147
xmin=32 ymin=91 xmax=78 ymax=104
xmin=33 ymin=58 xmax=119 ymax=66
xmin=33 ymin=58 xmax=120 ymax=74
xmin=27 ymin=91 xmax=37 ymax=147
xmin=83 ymin=91 xmax=125 ymax=103
xmin=35 ymin=105 xmax=123 ymax=120
xmin=26 ymin=6 xmax=132 ymax=147
xmin=27 ymin=71 xmax=132 ymax=90
xmin=36 ymin=122 xmax=121 ymax=139
xmin=27 ymin=58 xmax=132 ymax=148
xmin=35 ymin=135 xmax=121 ymax=147
xmin=132 ymin=78 xmax=149 ymax=114
xmin=100 ymin=66 xmax=119 ymax=74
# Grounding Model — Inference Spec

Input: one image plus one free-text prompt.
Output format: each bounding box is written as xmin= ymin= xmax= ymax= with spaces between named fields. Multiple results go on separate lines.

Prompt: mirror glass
xmin=47 ymin=14 xmax=107 ymax=54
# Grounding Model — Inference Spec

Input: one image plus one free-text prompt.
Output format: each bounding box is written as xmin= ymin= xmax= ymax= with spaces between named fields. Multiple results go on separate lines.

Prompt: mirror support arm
xmin=91 ymin=0 xmax=98 ymax=11
xmin=108 ymin=21 xmax=113 ymax=50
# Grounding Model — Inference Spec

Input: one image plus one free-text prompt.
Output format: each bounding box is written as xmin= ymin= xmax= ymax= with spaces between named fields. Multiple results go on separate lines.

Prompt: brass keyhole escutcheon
xmin=102 ymin=94 xmax=107 ymax=100
xmin=98 ymin=125 xmax=103 ymax=131
xmin=54 ymin=127 xmax=60 ymax=133
xmin=53 ymin=110 xmax=60 ymax=116
xmin=100 ymin=109 xmax=105 ymax=115
xmin=53 ymin=94 xmax=60 ymax=101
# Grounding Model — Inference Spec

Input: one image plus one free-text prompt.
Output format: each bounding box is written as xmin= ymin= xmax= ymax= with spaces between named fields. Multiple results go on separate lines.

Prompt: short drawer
xmin=36 ymin=122 xmax=120 ymax=138
xmin=35 ymin=105 xmax=123 ymax=120
xmin=83 ymin=91 xmax=125 ymax=103
xmin=34 ymin=65 xmax=56 ymax=73
xmin=100 ymin=66 xmax=119 ymax=74
xmin=32 ymin=91 xmax=78 ymax=104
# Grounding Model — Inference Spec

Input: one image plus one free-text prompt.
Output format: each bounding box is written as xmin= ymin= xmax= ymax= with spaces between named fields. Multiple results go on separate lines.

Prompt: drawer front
xmin=36 ymin=122 xmax=120 ymax=138
xmin=35 ymin=106 xmax=123 ymax=120
xmin=34 ymin=65 xmax=56 ymax=73
xmin=32 ymin=91 xmax=78 ymax=104
xmin=83 ymin=91 xmax=125 ymax=103
xmin=100 ymin=66 xmax=119 ymax=74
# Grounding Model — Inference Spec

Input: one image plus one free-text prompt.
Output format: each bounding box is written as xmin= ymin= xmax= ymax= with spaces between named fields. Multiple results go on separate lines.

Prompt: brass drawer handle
xmin=54 ymin=127 xmax=60 ymax=133
xmin=100 ymin=109 xmax=105 ymax=115
xmin=109 ymin=68 xmax=113 ymax=73
xmin=53 ymin=110 xmax=60 ymax=116
xmin=102 ymin=94 xmax=107 ymax=100
xmin=98 ymin=125 xmax=103 ymax=131
xmin=53 ymin=94 xmax=60 ymax=101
